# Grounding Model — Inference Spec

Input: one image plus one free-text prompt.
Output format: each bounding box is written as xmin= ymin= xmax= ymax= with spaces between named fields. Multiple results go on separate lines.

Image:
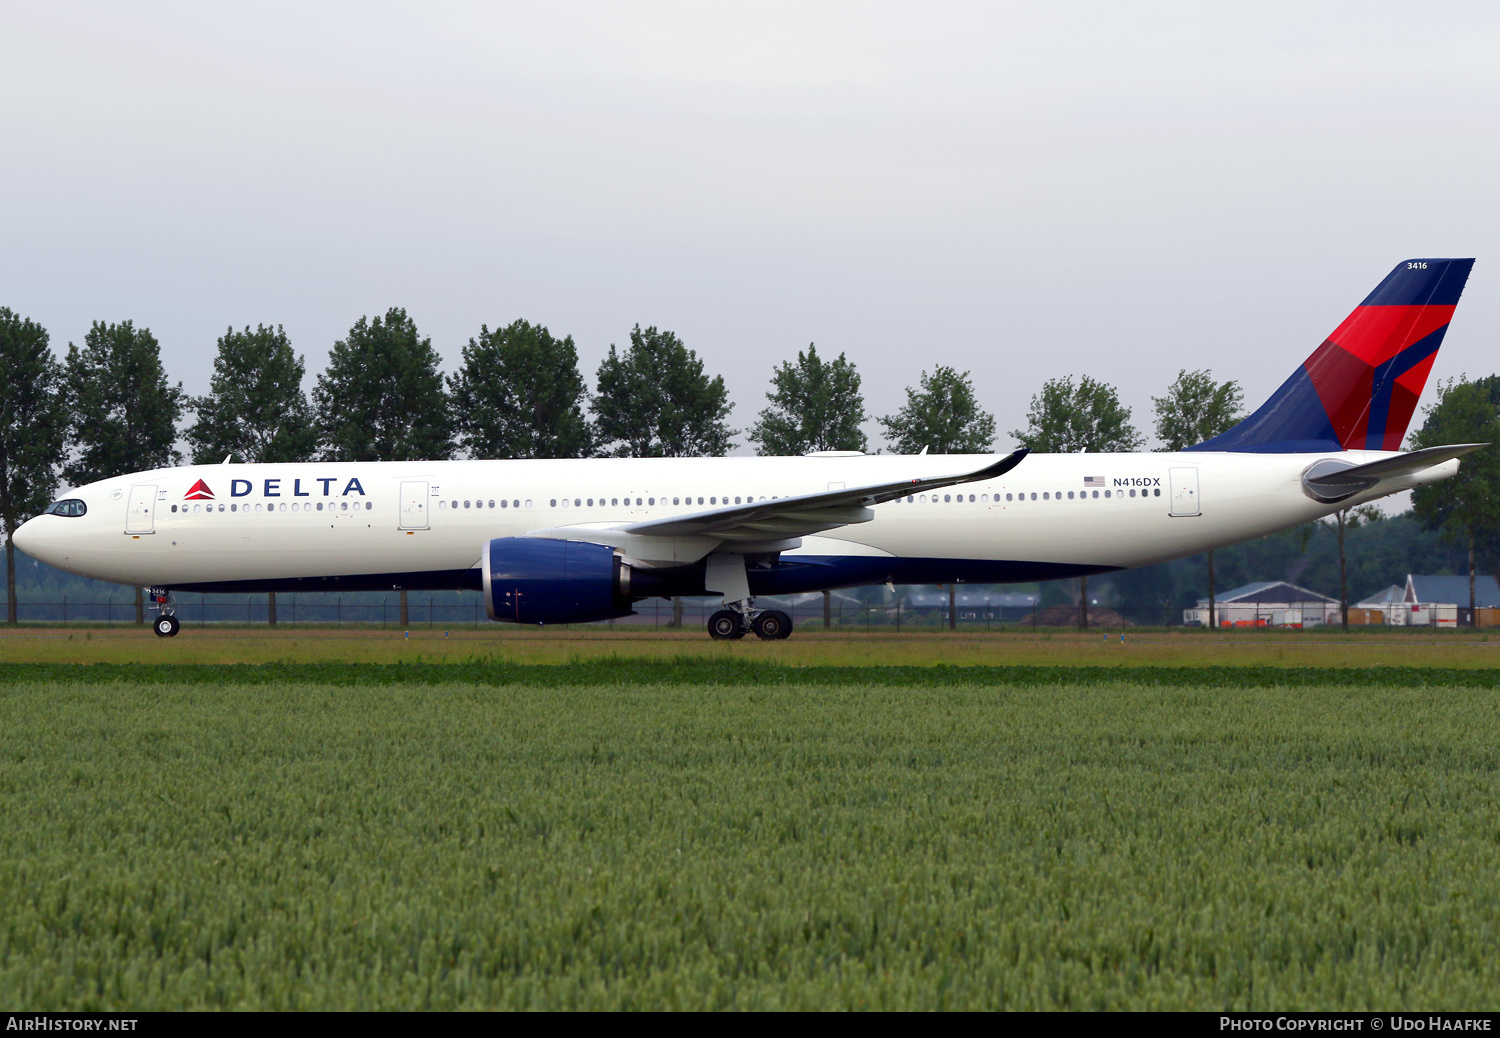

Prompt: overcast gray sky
xmin=4 ymin=1 xmax=1497 ymax=458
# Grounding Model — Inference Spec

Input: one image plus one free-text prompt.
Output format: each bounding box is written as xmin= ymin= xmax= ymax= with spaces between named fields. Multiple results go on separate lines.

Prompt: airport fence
xmin=4 ymin=596 xmax=1079 ymax=631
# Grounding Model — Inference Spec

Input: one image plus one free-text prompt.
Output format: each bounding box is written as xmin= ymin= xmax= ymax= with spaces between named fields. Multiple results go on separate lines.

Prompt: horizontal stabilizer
xmin=1302 ymin=443 xmax=1486 ymax=502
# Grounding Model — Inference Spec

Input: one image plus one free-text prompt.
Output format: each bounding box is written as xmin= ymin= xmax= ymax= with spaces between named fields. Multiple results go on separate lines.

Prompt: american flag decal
xmin=1083 ymin=476 xmax=1105 ymax=488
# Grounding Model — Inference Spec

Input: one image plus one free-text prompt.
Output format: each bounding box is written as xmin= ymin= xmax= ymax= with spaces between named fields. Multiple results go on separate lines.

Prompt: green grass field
xmin=3 ymin=661 xmax=1499 ymax=1009
xmin=4 ymin=623 xmax=1500 ymax=669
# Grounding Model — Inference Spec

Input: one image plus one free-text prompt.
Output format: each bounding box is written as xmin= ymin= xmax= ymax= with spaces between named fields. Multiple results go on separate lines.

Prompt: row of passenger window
xmin=171 ymin=501 xmax=373 ymax=513
xmin=170 ymin=489 xmax=1164 ymax=516
xmin=547 ymin=495 xmax=764 ymax=508
xmin=439 ymin=499 xmax=524 ymax=510
xmin=900 ymin=488 xmax=1163 ymax=503
xmin=434 ymin=495 xmax=779 ymax=511
xmin=430 ymin=489 xmax=1163 ymax=512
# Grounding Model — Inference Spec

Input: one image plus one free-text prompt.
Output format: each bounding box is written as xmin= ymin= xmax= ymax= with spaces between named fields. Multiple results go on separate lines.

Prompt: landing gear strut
xmin=147 ymin=587 xmax=179 ymax=637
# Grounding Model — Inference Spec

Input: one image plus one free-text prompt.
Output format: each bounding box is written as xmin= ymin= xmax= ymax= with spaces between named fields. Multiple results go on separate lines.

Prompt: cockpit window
xmin=46 ymin=499 xmax=87 ymax=517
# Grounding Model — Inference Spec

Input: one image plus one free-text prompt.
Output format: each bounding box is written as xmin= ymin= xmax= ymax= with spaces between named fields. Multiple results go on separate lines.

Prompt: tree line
xmin=1 ymin=304 xmax=1495 ymax=626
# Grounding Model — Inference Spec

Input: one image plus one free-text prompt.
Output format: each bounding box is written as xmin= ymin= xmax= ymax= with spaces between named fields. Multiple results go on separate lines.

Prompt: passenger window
xmin=1067 ymin=491 xmax=1074 ymax=500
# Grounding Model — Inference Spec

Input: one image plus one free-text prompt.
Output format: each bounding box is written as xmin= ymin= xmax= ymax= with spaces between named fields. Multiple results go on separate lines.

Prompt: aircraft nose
xmin=12 ymin=516 xmax=37 ymax=556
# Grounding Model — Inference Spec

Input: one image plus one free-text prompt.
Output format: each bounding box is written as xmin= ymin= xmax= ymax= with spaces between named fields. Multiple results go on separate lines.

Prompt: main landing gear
xmin=702 ymin=551 xmax=792 ymax=641
xmin=707 ymin=607 xmax=793 ymax=641
xmin=148 ymin=587 xmax=180 ymax=637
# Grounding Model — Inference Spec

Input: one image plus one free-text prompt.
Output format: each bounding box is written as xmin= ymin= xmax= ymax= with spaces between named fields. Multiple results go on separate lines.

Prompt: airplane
xmin=13 ymin=258 xmax=1481 ymax=640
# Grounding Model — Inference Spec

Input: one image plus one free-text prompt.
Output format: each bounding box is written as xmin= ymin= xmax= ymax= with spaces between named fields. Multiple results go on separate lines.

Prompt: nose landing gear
xmin=147 ymin=587 xmax=179 ymax=637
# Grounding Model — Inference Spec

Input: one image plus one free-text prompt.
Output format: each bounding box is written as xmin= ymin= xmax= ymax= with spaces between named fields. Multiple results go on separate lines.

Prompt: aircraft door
xmin=1168 ymin=467 xmax=1201 ymax=517
xmin=126 ymin=484 xmax=157 ymax=534
xmin=399 ymin=481 xmax=430 ymax=529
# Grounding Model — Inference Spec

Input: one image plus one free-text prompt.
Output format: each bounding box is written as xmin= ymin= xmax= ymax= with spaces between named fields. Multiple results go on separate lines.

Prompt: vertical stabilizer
xmin=1189 ymin=258 xmax=1474 ymax=453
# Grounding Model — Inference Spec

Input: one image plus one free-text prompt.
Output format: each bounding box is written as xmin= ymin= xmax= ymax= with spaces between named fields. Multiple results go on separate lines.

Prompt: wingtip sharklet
xmin=945 ymin=446 xmax=1029 ymax=484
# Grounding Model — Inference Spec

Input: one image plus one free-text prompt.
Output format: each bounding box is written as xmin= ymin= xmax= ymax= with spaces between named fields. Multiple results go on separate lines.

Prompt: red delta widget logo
xmin=183 ymin=479 xmax=215 ymax=501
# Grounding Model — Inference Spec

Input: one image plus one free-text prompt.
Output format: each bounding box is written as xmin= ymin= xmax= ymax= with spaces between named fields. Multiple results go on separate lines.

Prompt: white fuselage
xmin=12 ymin=450 xmax=1456 ymax=594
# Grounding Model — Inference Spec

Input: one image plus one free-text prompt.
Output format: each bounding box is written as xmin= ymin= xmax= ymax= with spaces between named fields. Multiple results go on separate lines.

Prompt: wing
xmin=612 ymin=448 xmax=1029 ymax=542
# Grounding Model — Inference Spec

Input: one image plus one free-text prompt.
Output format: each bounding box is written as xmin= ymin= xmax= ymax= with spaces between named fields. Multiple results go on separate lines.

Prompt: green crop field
xmin=2 ymin=661 xmax=1499 ymax=1010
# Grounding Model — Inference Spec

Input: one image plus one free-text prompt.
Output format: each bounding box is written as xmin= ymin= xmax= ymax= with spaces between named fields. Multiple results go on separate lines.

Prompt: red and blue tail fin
xmin=1188 ymin=258 xmax=1475 ymax=453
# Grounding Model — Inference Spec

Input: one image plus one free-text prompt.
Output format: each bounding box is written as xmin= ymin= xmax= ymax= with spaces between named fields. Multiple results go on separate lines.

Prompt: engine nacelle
xmin=482 ymin=537 xmax=634 ymax=624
